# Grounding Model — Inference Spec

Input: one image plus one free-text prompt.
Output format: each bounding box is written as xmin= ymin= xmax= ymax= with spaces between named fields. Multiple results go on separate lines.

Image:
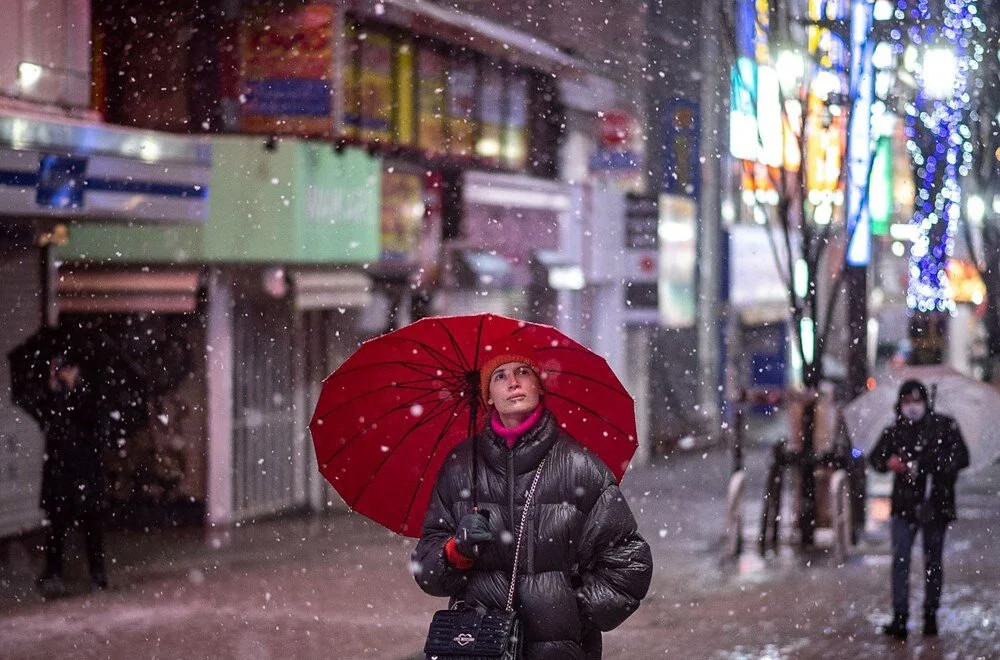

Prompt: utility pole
xmin=697 ymin=0 xmax=726 ymax=435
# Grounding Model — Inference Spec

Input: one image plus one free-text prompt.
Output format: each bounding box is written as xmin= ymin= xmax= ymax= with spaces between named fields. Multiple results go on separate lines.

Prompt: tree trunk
xmin=981 ymin=222 xmax=1000 ymax=382
xmin=798 ymin=396 xmax=817 ymax=547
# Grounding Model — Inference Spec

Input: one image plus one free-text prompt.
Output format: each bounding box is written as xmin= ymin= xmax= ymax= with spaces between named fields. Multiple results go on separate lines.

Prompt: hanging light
xmin=922 ymin=48 xmax=958 ymax=99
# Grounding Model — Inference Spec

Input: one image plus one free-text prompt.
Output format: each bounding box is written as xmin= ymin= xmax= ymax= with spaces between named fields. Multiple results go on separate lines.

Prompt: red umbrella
xmin=309 ymin=313 xmax=637 ymax=537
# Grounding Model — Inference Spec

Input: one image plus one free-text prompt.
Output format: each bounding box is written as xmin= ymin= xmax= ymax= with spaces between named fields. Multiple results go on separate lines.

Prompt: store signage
xmin=240 ymin=3 xmax=335 ymax=136
xmin=36 ymin=155 xmax=86 ymax=209
xmin=598 ymin=110 xmax=631 ymax=149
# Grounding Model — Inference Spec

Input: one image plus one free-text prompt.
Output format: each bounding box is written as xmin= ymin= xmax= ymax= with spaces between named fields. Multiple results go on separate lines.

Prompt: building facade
xmin=1 ymin=0 xmax=647 ymax=536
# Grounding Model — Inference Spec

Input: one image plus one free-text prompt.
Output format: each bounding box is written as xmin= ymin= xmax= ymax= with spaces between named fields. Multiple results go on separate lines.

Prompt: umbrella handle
xmin=469 ymin=386 xmax=480 ymax=512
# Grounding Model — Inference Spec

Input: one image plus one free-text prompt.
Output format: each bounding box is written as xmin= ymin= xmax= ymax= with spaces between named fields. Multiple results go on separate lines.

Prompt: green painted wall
xmin=57 ymin=137 xmax=381 ymax=264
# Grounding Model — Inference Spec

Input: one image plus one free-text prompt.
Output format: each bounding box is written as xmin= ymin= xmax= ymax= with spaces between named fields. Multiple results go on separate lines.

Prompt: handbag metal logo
xmin=453 ymin=632 xmax=476 ymax=646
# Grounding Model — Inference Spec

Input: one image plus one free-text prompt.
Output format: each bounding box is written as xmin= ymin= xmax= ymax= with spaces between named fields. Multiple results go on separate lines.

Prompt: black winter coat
xmin=37 ymin=383 xmax=107 ymax=516
xmin=869 ymin=411 xmax=969 ymax=524
xmin=412 ymin=410 xmax=652 ymax=660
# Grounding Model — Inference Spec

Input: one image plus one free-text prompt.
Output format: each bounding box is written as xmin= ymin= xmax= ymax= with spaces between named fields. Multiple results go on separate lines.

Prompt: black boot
xmin=90 ymin=570 xmax=109 ymax=591
xmin=36 ymin=574 xmax=67 ymax=599
xmin=923 ymin=612 xmax=938 ymax=636
xmin=880 ymin=613 xmax=908 ymax=641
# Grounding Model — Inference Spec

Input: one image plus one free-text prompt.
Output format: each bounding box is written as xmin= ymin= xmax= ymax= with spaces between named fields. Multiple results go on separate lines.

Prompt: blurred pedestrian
xmin=869 ymin=379 xmax=969 ymax=640
xmin=412 ymin=345 xmax=653 ymax=659
xmin=35 ymin=356 xmax=109 ymax=597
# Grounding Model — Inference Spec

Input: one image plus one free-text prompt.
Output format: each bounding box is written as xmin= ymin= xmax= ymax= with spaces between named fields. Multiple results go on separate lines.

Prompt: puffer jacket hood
xmin=412 ymin=409 xmax=652 ymax=660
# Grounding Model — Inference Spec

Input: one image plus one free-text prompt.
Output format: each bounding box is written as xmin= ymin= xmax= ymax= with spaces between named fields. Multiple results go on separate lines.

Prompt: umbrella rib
xmin=472 ymin=314 xmax=486 ymax=369
xmin=328 ymin=353 xmax=465 ymax=382
xmin=311 ymin=372 xmax=466 ymax=424
xmin=534 ymin=343 xmax=607 ymax=359
xmin=346 ymin=392 xmax=468 ymax=509
xmin=542 ymin=367 xmax=631 ymax=397
xmin=433 ymin=317 xmax=475 ymax=373
xmin=391 ymin=335 xmax=469 ymax=374
xmin=398 ymin=393 xmax=476 ymax=531
xmin=317 ymin=383 xmax=461 ymax=468
xmin=544 ymin=390 xmax=634 ymax=440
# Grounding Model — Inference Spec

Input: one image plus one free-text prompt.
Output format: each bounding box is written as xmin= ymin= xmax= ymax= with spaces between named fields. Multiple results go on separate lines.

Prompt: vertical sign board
xmin=658 ymin=194 xmax=697 ymax=327
xmin=846 ymin=0 xmax=874 ymax=266
xmin=662 ymin=100 xmax=701 ymax=198
xmin=623 ymin=194 xmax=660 ymax=318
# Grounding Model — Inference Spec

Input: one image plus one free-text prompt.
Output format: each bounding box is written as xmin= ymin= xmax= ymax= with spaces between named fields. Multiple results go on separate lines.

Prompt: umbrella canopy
xmin=309 ymin=313 xmax=637 ymax=537
xmin=7 ymin=320 xmax=149 ymax=438
xmin=843 ymin=364 xmax=1000 ymax=469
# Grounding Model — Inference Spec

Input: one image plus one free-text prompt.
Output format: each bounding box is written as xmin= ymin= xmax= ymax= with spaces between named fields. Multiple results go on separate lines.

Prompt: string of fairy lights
xmin=899 ymin=0 xmax=986 ymax=314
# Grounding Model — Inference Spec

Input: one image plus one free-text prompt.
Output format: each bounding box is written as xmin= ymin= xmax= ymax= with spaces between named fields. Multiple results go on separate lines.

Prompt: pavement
xmin=1 ymin=424 xmax=999 ymax=660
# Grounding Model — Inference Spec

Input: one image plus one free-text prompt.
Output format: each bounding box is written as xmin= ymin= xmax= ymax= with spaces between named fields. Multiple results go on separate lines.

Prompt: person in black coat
xmin=35 ymin=356 xmax=109 ymax=596
xmin=412 ymin=346 xmax=653 ymax=660
xmin=869 ymin=379 xmax=969 ymax=640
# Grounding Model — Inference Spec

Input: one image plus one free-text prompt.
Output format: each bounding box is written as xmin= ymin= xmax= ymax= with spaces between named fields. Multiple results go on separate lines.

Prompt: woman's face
xmin=488 ymin=361 xmax=542 ymax=418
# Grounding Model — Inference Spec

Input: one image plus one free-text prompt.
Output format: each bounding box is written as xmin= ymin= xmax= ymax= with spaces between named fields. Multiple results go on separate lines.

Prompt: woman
xmin=412 ymin=344 xmax=653 ymax=659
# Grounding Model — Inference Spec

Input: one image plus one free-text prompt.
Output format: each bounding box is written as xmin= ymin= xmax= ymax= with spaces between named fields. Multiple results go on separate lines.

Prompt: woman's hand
xmin=454 ymin=512 xmax=493 ymax=558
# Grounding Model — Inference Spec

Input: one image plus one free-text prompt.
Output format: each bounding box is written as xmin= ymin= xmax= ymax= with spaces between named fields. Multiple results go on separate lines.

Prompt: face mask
xmin=900 ymin=402 xmax=926 ymax=422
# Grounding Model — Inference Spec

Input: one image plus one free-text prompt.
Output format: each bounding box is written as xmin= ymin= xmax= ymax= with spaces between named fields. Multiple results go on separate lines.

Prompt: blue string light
xmin=899 ymin=0 xmax=985 ymax=314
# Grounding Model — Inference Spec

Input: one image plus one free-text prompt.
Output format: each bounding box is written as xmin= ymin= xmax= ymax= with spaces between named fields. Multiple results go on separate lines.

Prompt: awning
xmin=533 ymin=249 xmax=585 ymax=291
xmin=57 ymin=268 xmax=201 ymax=314
xmin=292 ymin=270 xmax=373 ymax=310
xmin=453 ymin=250 xmax=515 ymax=289
xmin=463 ymin=171 xmax=571 ymax=212
xmin=355 ymin=0 xmax=582 ymax=74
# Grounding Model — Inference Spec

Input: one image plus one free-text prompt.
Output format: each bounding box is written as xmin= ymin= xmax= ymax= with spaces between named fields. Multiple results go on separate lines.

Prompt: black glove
xmin=454 ymin=512 xmax=493 ymax=558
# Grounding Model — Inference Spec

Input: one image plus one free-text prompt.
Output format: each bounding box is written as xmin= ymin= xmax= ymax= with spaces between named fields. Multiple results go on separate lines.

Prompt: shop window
xmin=447 ymin=52 xmax=480 ymax=158
xmin=342 ymin=20 xmax=361 ymax=139
xmin=417 ymin=45 xmax=449 ymax=155
xmin=505 ymin=72 xmax=530 ymax=170
xmin=356 ymin=30 xmax=394 ymax=144
xmin=476 ymin=64 xmax=506 ymax=163
xmin=338 ymin=18 xmax=550 ymax=175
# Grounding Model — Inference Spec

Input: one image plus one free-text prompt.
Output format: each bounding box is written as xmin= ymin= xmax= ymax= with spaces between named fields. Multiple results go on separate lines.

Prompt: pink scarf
xmin=491 ymin=405 xmax=545 ymax=449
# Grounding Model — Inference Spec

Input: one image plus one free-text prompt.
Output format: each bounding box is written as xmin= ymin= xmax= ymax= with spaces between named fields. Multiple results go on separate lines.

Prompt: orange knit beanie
xmin=478 ymin=339 xmax=542 ymax=404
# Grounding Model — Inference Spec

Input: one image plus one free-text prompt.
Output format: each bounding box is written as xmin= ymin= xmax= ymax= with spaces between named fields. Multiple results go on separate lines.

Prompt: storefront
xmin=57 ymin=136 xmax=381 ymax=525
xmin=440 ymin=171 xmax=574 ymax=324
xmin=0 ymin=113 xmax=210 ymax=536
xmin=56 ymin=267 xmax=207 ymax=527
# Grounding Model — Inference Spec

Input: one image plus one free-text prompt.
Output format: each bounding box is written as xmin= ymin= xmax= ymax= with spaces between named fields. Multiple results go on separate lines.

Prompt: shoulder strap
xmin=505 ymin=458 xmax=546 ymax=613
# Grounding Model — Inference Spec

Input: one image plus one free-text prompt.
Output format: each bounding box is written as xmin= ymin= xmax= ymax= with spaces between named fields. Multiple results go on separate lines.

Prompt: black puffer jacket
xmin=412 ymin=410 xmax=652 ymax=660
xmin=869 ymin=411 xmax=969 ymax=524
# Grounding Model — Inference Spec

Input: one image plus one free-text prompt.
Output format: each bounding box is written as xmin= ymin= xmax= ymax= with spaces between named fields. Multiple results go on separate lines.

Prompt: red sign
xmin=598 ymin=110 xmax=631 ymax=148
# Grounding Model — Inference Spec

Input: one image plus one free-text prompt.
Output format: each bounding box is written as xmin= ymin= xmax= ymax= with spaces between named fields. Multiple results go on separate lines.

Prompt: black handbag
xmin=423 ymin=459 xmax=546 ymax=660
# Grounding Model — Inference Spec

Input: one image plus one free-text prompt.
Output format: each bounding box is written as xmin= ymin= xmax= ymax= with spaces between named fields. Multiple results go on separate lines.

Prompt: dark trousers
xmin=890 ymin=516 xmax=946 ymax=619
xmin=43 ymin=508 xmax=106 ymax=580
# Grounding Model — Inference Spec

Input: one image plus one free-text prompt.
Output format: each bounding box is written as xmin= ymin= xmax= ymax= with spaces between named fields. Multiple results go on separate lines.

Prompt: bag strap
xmin=505 ymin=458 xmax=546 ymax=613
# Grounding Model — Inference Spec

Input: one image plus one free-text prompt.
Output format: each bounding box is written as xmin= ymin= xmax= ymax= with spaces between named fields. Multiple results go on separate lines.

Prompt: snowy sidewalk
xmin=1 ymin=442 xmax=998 ymax=659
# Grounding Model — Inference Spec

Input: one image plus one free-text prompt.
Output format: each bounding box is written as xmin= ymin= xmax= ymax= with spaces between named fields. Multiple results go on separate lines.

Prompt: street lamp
xmin=922 ymin=47 xmax=958 ymax=99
